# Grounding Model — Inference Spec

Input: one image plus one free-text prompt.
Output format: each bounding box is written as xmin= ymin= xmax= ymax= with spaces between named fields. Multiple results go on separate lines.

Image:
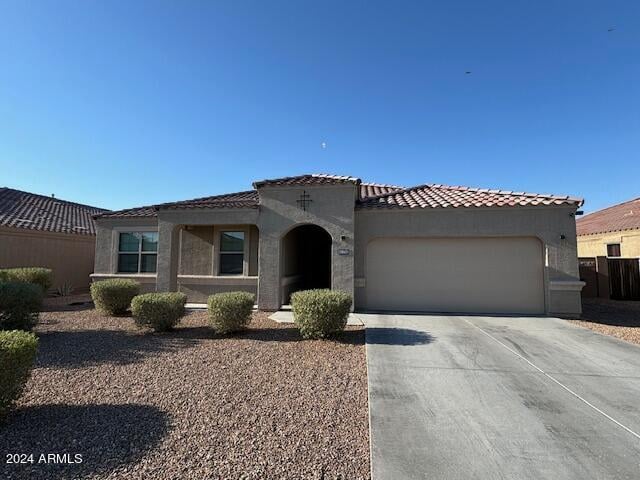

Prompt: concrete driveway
xmin=363 ymin=314 xmax=640 ymax=480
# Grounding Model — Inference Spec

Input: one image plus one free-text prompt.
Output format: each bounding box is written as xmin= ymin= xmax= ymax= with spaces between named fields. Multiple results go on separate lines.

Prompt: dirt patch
xmin=569 ymin=298 xmax=640 ymax=345
xmin=0 ymin=310 xmax=370 ymax=479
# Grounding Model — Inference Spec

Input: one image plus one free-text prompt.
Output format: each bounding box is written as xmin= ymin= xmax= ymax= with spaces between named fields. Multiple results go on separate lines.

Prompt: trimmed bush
xmin=0 ymin=282 xmax=43 ymax=331
xmin=0 ymin=267 xmax=53 ymax=293
xmin=207 ymin=292 xmax=255 ymax=334
xmin=131 ymin=292 xmax=187 ymax=332
xmin=291 ymin=289 xmax=352 ymax=339
xmin=0 ymin=330 xmax=38 ymax=418
xmin=90 ymin=279 xmax=140 ymax=315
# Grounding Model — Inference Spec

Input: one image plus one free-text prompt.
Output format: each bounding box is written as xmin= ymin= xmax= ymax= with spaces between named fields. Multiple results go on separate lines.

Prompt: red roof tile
xmin=360 ymin=182 xmax=404 ymax=199
xmin=96 ymin=175 xmax=582 ymax=218
xmin=357 ymin=184 xmax=583 ymax=209
xmin=577 ymin=197 xmax=640 ymax=236
xmin=155 ymin=191 xmax=259 ymax=211
xmin=0 ymin=187 xmax=107 ymax=235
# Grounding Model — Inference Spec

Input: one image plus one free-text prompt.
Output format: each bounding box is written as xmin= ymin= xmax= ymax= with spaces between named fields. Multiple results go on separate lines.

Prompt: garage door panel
xmin=365 ymin=237 xmax=544 ymax=314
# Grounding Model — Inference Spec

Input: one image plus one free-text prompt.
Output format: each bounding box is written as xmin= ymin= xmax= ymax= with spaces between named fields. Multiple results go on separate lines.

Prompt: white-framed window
xmin=118 ymin=232 xmax=158 ymax=273
xmin=219 ymin=231 xmax=244 ymax=275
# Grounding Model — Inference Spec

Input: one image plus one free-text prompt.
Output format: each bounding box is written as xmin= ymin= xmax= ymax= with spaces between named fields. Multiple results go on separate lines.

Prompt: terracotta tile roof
xmin=97 ymin=191 xmax=259 ymax=218
xmin=360 ymin=182 xmax=404 ymax=199
xmin=357 ymin=183 xmax=583 ymax=210
xmin=155 ymin=190 xmax=259 ymax=211
xmin=253 ymin=173 xmax=361 ymax=188
xmin=0 ymin=187 xmax=107 ymax=235
xmin=97 ymin=175 xmax=582 ymax=218
xmin=576 ymin=197 xmax=640 ymax=236
xmin=96 ymin=205 xmax=157 ymax=218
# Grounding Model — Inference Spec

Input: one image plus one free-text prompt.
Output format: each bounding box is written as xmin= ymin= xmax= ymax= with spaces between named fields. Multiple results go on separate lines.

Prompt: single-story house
xmin=577 ymin=197 xmax=640 ymax=258
xmin=0 ymin=187 xmax=108 ymax=292
xmin=92 ymin=174 xmax=584 ymax=316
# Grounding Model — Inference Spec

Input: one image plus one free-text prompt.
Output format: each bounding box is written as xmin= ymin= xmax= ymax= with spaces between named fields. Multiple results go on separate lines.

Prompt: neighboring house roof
xmin=356 ymin=184 xmax=583 ymax=209
xmin=576 ymin=197 xmax=640 ymax=236
xmin=96 ymin=173 xmax=582 ymax=219
xmin=0 ymin=187 xmax=108 ymax=235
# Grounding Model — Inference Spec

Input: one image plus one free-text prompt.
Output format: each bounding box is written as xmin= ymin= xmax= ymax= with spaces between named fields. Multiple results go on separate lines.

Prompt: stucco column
xmin=257 ymin=233 xmax=280 ymax=310
xmin=331 ymin=240 xmax=355 ymax=310
xmin=156 ymin=219 xmax=179 ymax=292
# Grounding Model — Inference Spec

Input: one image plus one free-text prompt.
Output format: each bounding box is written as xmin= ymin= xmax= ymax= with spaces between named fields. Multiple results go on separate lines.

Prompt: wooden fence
xmin=579 ymin=256 xmax=640 ymax=301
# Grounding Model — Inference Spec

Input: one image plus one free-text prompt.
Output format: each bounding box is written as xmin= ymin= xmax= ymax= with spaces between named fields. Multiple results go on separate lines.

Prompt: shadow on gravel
xmin=36 ymin=330 xmax=202 ymax=368
xmin=0 ymin=403 xmax=169 ymax=480
xmin=237 ymin=327 xmax=365 ymax=345
xmin=580 ymin=299 xmax=640 ymax=327
xmin=365 ymin=327 xmax=435 ymax=346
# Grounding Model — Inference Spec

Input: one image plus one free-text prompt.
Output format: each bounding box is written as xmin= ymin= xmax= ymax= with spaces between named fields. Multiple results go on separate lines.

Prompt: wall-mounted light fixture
xmin=341 ymin=235 xmax=348 ymax=241
xmin=560 ymin=234 xmax=566 ymax=240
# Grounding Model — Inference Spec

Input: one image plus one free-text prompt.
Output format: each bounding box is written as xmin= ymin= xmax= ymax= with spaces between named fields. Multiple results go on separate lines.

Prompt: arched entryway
xmin=281 ymin=224 xmax=332 ymax=304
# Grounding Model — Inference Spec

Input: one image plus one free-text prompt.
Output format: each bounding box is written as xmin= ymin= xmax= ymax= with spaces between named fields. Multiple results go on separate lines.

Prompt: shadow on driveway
xmin=0 ymin=403 xmax=170 ymax=480
xmin=366 ymin=327 xmax=435 ymax=346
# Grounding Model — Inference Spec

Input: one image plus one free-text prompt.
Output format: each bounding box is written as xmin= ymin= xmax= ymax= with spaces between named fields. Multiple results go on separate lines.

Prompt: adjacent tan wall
xmin=577 ymin=230 xmax=640 ymax=258
xmin=0 ymin=226 xmax=96 ymax=292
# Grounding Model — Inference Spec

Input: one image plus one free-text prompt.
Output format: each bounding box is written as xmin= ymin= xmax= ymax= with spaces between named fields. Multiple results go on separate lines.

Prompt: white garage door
xmin=365 ymin=237 xmax=545 ymax=314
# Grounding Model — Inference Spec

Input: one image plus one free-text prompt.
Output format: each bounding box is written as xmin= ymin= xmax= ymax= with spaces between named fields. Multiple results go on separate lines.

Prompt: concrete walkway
xmin=363 ymin=314 xmax=640 ymax=480
xmin=268 ymin=310 xmax=365 ymax=325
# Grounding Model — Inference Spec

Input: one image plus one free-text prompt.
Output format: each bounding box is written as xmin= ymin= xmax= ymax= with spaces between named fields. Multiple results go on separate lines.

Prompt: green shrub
xmin=207 ymin=292 xmax=255 ymax=334
xmin=0 ymin=267 xmax=53 ymax=293
xmin=291 ymin=289 xmax=352 ymax=339
xmin=0 ymin=330 xmax=38 ymax=418
xmin=131 ymin=292 xmax=187 ymax=332
xmin=90 ymin=279 xmax=140 ymax=315
xmin=0 ymin=282 xmax=43 ymax=331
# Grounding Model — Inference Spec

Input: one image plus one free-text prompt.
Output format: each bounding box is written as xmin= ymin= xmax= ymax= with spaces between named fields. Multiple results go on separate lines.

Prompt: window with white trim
xmin=219 ymin=231 xmax=244 ymax=275
xmin=118 ymin=232 xmax=158 ymax=273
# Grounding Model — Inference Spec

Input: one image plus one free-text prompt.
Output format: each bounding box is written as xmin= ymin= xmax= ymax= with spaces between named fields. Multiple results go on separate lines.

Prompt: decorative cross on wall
xmin=296 ymin=190 xmax=313 ymax=211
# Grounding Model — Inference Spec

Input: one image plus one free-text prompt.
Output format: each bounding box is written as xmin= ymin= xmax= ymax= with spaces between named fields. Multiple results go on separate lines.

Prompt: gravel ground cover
xmin=0 ymin=304 xmax=370 ymax=480
xmin=569 ymin=298 xmax=640 ymax=345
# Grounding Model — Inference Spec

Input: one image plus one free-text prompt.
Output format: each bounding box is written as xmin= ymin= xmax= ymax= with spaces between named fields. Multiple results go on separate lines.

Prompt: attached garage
xmin=364 ymin=236 xmax=545 ymax=314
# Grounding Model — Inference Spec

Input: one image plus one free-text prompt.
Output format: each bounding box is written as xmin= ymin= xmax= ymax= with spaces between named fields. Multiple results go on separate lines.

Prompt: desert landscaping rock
xmin=0 ymin=306 xmax=369 ymax=480
xmin=570 ymin=298 xmax=640 ymax=345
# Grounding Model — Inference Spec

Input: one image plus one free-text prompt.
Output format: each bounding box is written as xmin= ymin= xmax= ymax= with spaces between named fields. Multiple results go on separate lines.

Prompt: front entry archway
xmin=281 ymin=224 xmax=332 ymax=304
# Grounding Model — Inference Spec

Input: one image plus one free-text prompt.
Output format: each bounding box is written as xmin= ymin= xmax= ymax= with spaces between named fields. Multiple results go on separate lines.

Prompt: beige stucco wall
xmin=0 ymin=226 xmax=96 ymax=292
xmin=577 ymin=230 xmax=640 ymax=258
xmin=93 ymin=188 xmax=583 ymax=315
xmin=93 ymin=211 xmax=260 ymax=303
xmin=354 ymin=205 xmax=583 ymax=316
xmin=255 ymin=184 xmax=357 ymax=310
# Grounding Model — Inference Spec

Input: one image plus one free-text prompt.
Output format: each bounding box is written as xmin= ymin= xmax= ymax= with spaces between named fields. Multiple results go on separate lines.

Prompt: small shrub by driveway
xmin=570 ymin=298 xmax=640 ymax=345
xmin=0 ymin=308 xmax=369 ymax=479
xmin=132 ymin=292 xmax=187 ymax=332
xmin=207 ymin=291 xmax=254 ymax=334
xmin=0 ymin=282 xmax=43 ymax=331
xmin=0 ymin=330 xmax=38 ymax=418
xmin=291 ymin=289 xmax=352 ymax=339
xmin=90 ymin=278 xmax=140 ymax=315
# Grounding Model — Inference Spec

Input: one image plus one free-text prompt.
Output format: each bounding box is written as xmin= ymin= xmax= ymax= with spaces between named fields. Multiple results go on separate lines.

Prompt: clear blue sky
xmin=1 ymin=1 xmax=638 ymax=213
